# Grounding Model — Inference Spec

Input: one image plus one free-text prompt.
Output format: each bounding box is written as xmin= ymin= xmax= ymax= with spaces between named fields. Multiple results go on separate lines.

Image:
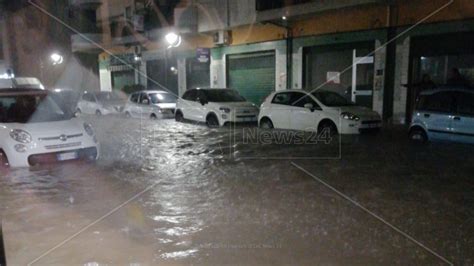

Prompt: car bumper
xmin=220 ymin=114 xmax=259 ymax=125
xmin=340 ymin=120 xmax=382 ymax=134
xmin=3 ymin=137 xmax=100 ymax=168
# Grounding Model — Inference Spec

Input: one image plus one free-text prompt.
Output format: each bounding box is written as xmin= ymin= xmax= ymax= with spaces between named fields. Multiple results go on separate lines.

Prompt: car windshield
xmin=96 ymin=92 xmax=123 ymax=102
xmin=204 ymin=90 xmax=246 ymax=102
xmin=150 ymin=93 xmax=177 ymax=104
xmin=312 ymin=91 xmax=354 ymax=107
xmin=0 ymin=92 xmax=73 ymax=123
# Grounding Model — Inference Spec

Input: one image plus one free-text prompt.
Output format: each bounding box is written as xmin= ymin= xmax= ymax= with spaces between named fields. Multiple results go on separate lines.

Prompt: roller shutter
xmin=227 ymin=52 xmax=275 ymax=105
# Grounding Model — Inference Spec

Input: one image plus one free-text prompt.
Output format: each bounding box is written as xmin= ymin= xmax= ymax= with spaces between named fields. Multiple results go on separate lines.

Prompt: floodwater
xmin=0 ymin=116 xmax=473 ymax=265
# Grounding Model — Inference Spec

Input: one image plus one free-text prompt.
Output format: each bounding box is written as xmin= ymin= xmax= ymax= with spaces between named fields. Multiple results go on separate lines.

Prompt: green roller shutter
xmin=111 ymin=70 xmax=135 ymax=91
xmin=227 ymin=52 xmax=275 ymax=105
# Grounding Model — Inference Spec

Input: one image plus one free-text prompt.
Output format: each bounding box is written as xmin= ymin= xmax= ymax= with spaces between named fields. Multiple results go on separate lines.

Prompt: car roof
xmin=140 ymin=90 xmax=170 ymax=94
xmin=419 ymin=86 xmax=474 ymax=95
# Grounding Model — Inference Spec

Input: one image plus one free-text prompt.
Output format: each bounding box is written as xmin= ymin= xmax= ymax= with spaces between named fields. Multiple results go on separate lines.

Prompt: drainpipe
xmin=383 ymin=4 xmax=397 ymax=122
xmin=286 ymin=28 xmax=293 ymax=90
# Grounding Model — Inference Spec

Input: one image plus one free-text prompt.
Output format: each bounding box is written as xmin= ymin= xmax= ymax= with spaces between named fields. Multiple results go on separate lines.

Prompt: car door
xmin=81 ymin=93 xmax=94 ymax=114
xmin=181 ymin=90 xmax=200 ymax=121
xmin=137 ymin=92 xmax=152 ymax=118
xmin=452 ymin=91 xmax=474 ymax=143
xmin=127 ymin=93 xmax=140 ymax=117
xmin=268 ymin=92 xmax=293 ymax=129
xmin=417 ymin=91 xmax=455 ymax=141
xmin=290 ymin=92 xmax=321 ymax=131
xmin=194 ymin=90 xmax=209 ymax=122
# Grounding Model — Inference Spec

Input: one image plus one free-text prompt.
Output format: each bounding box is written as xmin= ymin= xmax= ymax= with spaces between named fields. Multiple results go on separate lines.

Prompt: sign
xmin=196 ymin=48 xmax=210 ymax=63
xmin=326 ymin=71 xmax=340 ymax=84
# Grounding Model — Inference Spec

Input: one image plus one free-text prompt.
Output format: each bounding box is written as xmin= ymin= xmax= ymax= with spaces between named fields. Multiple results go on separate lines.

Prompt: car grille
xmin=38 ymin=133 xmax=83 ymax=141
xmin=361 ymin=120 xmax=382 ymax=125
xmin=28 ymin=147 xmax=98 ymax=166
xmin=162 ymin=108 xmax=175 ymax=114
xmin=45 ymin=142 xmax=82 ymax=150
xmin=236 ymin=108 xmax=257 ymax=115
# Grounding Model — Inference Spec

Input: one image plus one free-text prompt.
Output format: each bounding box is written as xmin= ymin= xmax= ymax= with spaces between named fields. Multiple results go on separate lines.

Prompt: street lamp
xmin=50 ymin=53 xmax=64 ymax=65
xmin=165 ymin=32 xmax=182 ymax=48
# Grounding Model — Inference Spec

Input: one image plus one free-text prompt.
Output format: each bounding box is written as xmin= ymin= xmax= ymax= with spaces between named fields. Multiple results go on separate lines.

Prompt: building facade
xmin=98 ymin=0 xmax=474 ymax=124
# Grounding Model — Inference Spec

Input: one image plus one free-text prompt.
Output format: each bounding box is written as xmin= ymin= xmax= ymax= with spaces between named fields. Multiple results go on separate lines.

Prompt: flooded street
xmin=1 ymin=116 xmax=473 ymax=265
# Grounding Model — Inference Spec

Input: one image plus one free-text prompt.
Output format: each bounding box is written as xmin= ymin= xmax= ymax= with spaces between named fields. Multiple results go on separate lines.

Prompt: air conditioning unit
xmin=213 ymin=30 xmax=232 ymax=46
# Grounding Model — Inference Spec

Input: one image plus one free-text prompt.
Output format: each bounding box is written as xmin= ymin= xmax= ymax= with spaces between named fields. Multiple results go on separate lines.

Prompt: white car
xmin=123 ymin=90 xmax=177 ymax=119
xmin=175 ymin=88 xmax=259 ymax=127
xmin=77 ymin=91 xmax=125 ymax=116
xmin=258 ymin=90 xmax=382 ymax=134
xmin=0 ymin=88 xmax=99 ymax=168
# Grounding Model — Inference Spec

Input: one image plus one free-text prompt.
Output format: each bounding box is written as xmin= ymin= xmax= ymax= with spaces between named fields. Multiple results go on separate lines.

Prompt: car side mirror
xmin=304 ymin=103 xmax=315 ymax=112
xmin=199 ymin=98 xmax=208 ymax=106
xmin=142 ymin=99 xmax=150 ymax=105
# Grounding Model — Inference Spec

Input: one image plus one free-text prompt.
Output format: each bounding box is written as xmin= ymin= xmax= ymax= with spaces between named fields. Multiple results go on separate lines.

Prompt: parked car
xmin=409 ymin=87 xmax=474 ymax=144
xmin=258 ymin=90 xmax=382 ymax=134
xmin=77 ymin=91 xmax=126 ymax=116
xmin=0 ymin=88 xmax=99 ymax=168
xmin=123 ymin=90 xmax=177 ymax=119
xmin=175 ymin=88 xmax=259 ymax=127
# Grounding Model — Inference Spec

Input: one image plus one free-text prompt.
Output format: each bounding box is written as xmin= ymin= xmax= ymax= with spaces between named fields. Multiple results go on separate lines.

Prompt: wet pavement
xmin=0 ymin=116 xmax=473 ymax=265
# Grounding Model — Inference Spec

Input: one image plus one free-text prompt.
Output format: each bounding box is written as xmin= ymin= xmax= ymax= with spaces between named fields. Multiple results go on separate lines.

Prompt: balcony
xmin=69 ymin=0 xmax=102 ymax=9
xmin=256 ymin=0 xmax=390 ymax=22
xmin=71 ymin=33 xmax=103 ymax=53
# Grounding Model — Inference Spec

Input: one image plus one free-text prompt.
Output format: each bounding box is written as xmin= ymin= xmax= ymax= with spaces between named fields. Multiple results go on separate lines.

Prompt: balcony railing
xmin=69 ymin=0 xmax=102 ymax=9
xmin=256 ymin=0 xmax=389 ymax=22
xmin=71 ymin=33 xmax=103 ymax=53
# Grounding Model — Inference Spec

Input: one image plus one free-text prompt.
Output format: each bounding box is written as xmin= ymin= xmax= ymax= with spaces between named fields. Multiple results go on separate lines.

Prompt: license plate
xmin=57 ymin=152 xmax=78 ymax=161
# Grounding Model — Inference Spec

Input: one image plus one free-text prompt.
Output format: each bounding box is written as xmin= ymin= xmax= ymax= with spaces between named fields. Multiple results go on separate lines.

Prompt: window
xmin=202 ymin=90 xmax=246 ymax=102
xmin=291 ymin=92 xmax=319 ymax=108
xmin=182 ymin=90 xmax=197 ymax=101
xmin=272 ymin=92 xmax=293 ymax=105
xmin=417 ymin=92 xmax=455 ymax=113
xmin=150 ymin=93 xmax=177 ymax=104
xmin=83 ymin=93 xmax=95 ymax=102
xmin=139 ymin=93 xmax=150 ymax=104
xmin=456 ymin=92 xmax=474 ymax=116
xmin=130 ymin=93 xmax=139 ymax=103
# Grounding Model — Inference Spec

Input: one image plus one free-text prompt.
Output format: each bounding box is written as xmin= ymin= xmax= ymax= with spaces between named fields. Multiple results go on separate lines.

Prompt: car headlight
xmin=341 ymin=112 xmax=360 ymax=121
xmin=84 ymin=123 xmax=94 ymax=136
xmin=219 ymin=107 xmax=231 ymax=113
xmin=10 ymin=129 xmax=32 ymax=143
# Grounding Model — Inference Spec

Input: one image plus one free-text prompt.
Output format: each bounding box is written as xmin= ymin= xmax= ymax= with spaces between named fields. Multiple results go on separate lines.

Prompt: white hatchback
xmin=123 ymin=90 xmax=177 ymax=119
xmin=175 ymin=88 xmax=259 ymax=127
xmin=258 ymin=90 xmax=382 ymax=134
xmin=77 ymin=91 xmax=125 ymax=116
xmin=0 ymin=88 xmax=99 ymax=168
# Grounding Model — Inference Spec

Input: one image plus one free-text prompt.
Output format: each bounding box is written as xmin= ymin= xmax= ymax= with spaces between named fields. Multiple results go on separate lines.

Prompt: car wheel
xmin=150 ymin=114 xmax=158 ymax=120
xmin=95 ymin=110 xmax=102 ymax=116
xmin=125 ymin=111 xmax=131 ymax=118
xmin=409 ymin=128 xmax=428 ymax=143
xmin=175 ymin=111 xmax=184 ymax=122
xmin=318 ymin=121 xmax=338 ymax=136
xmin=206 ymin=114 xmax=219 ymax=128
xmin=260 ymin=118 xmax=274 ymax=129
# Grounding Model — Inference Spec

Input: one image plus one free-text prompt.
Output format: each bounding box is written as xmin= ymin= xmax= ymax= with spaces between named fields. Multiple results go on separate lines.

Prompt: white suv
xmin=0 ymin=88 xmax=99 ymax=168
xmin=175 ymin=88 xmax=259 ymax=127
xmin=259 ymin=90 xmax=382 ymax=134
